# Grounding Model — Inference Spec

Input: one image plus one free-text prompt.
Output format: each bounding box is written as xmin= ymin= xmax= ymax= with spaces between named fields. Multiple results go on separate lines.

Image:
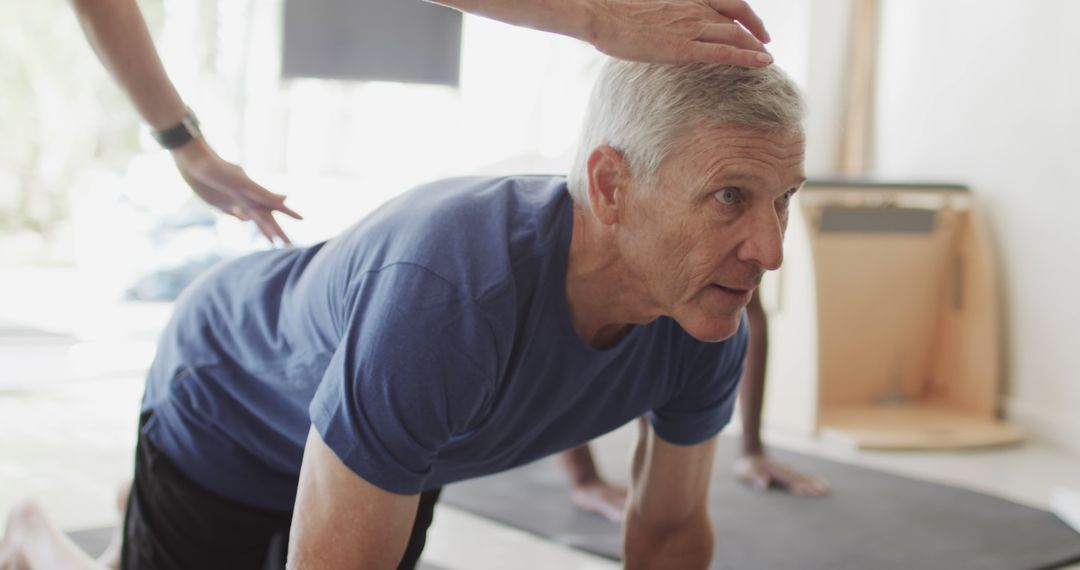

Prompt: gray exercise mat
xmin=441 ymin=439 xmax=1080 ymax=570
xmin=68 ymin=527 xmax=448 ymax=570
xmin=68 ymin=527 xmax=113 ymax=559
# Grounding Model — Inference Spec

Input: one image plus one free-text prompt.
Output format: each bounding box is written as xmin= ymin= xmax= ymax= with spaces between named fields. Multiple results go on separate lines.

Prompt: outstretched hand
xmin=172 ymin=139 xmax=302 ymax=245
xmin=587 ymin=0 xmax=774 ymax=66
xmin=734 ymin=454 xmax=830 ymax=496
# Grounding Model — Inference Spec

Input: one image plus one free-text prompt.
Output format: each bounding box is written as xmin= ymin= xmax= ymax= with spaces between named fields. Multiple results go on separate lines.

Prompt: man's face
xmin=616 ymin=125 xmax=806 ymax=342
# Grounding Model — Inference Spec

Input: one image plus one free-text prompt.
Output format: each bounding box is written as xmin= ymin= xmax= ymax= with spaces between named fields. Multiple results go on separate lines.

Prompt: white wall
xmin=871 ymin=0 xmax=1080 ymax=451
xmin=803 ymin=0 xmax=854 ymax=176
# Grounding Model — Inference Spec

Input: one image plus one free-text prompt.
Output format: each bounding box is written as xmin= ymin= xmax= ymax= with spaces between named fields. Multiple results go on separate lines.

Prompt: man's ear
xmin=586 ymin=145 xmax=630 ymax=226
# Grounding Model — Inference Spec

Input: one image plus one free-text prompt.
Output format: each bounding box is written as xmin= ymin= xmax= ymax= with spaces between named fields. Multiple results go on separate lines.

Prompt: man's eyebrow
xmin=710 ymin=172 xmax=807 ymax=188
xmin=710 ymin=171 xmax=763 ymax=184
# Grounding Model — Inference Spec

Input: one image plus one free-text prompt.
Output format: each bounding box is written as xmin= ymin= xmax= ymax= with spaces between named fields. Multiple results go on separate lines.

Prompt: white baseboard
xmin=1005 ymin=397 xmax=1080 ymax=455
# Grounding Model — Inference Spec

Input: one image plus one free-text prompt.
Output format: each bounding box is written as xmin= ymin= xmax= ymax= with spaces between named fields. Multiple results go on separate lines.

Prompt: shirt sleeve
xmin=309 ymin=264 xmax=497 ymax=494
xmin=648 ymin=316 xmax=748 ymax=446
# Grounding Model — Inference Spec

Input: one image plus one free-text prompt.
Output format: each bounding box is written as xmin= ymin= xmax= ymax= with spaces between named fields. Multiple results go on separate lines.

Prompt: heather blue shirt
xmin=141 ymin=176 xmax=746 ymax=511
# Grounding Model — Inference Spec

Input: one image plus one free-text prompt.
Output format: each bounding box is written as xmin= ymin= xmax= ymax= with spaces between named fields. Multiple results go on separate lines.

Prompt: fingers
xmin=229 ymin=204 xmax=292 ymax=246
xmin=227 ymin=206 xmax=252 ymax=222
xmin=251 ymin=209 xmax=292 ymax=246
xmin=242 ymin=185 xmax=303 ymax=223
xmin=788 ymin=479 xmax=828 ymax=497
xmin=733 ymin=458 xmax=772 ymax=491
xmin=748 ymin=473 xmax=771 ymax=491
xmin=215 ymin=196 xmax=293 ymax=246
xmin=274 ymin=202 xmax=304 ymax=221
xmin=242 ymin=180 xmax=304 ymax=221
xmin=685 ymin=41 xmax=773 ymax=66
xmin=705 ymin=0 xmax=770 ymax=43
xmin=770 ymin=467 xmax=830 ymax=497
xmin=250 ymin=214 xmax=276 ymax=244
xmin=735 ymin=455 xmax=830 ymax=496
xmin=696 ymin=22 xmax=767 ymax=52
xmin=792 ymin=476 xmax=830 ymax=497
xmin=176 ymin=150 xmax=301 ymax=245
xmin=197 ymin=174 xmax=297 ymax=245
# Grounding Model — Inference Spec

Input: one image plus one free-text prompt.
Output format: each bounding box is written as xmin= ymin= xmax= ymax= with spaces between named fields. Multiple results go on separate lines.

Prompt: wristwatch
xmin=152 ymin=109 xmax=201 ymax=150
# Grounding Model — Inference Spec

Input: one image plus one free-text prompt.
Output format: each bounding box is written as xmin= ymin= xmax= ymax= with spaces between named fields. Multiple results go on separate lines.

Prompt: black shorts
xmin=120 ymin=417 xmax=441 ymax=570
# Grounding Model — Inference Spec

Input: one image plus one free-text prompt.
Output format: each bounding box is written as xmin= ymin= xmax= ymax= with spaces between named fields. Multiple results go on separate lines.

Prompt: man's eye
xmin=714 ymin=187 xmax=739 ymax=205
xmin=778 ymin=189 xmax=797 ymax=206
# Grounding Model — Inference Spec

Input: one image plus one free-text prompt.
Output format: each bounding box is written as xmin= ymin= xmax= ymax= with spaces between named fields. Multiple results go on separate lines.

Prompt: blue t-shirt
xmin=141 ymin=176 xmax=746 ymax=512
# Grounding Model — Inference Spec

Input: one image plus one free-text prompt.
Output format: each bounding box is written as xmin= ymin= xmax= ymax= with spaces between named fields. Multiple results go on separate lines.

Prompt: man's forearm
xmin=739 ymin=292 xmax=768 ymax=456
xmin=623 ymin=511 xmax=714 ymax=570
xmin=71 ymin=0 xmax=188 ymax=130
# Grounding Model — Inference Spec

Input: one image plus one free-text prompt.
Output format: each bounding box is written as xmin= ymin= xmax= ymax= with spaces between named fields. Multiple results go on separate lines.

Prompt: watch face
xmin=155 ymin=111 xmax=200 ymax=149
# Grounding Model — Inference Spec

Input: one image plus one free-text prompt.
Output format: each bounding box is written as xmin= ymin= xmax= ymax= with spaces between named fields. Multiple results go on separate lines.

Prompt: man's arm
xmin=623 ymin=418 xmax=717 ymax=570
xmin=287 ymin=427 xmax=419 ymax=569
xmin=70 ymin=0 xmax=185 ymax=134
xmin=69 ymin=0 xmax=300 ymax=243
xmin=733 ymin=292 xmax=830 ymax=496
xmin=428 ymin=0 xmax=774 ymax=66
xmin=738 ymin=291 xmax=769 ymax=456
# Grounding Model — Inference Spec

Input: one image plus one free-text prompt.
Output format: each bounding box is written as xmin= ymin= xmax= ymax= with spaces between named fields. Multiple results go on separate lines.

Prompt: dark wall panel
xmin=282 ymin=0 xmax=462 ymax=86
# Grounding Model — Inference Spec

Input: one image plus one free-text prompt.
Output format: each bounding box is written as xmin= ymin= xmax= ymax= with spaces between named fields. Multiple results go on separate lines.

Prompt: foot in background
xmin=569 ymin=478 xmax=627 ymax=524
xmin=0 ymin=498 xmax=101 ymax=570
xmin=560 ymin=444 xmax=627 ymax=523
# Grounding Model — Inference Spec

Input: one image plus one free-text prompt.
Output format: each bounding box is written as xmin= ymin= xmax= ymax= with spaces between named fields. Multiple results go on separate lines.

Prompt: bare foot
xmin=0 ymin=498 xmax=101 ymax=570
xmin=94 ymin=481 xmax=131 ymax=569
xmin=0 ymin=500 xmax=33 ymax=570
xmin=570 ymin=480 xmax=627 ymax=523
xmin=733 ymin=454 xmax=830 ymax=496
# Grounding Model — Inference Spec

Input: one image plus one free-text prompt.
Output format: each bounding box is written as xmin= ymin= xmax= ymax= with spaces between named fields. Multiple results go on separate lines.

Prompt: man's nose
xmin=737 ymin=212 xmax=784 ymax=271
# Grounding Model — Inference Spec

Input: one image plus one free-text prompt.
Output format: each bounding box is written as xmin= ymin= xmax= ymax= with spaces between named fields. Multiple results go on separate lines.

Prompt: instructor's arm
xmin=429 ymin=0 xmax=773 ymax=66
xmin=287 ymin=427 xmax=419 ymax=569
xmin=623 ymin=419 xmax=717 ymax=569
xmin=70 ymin=0 xmax=300 ymax=244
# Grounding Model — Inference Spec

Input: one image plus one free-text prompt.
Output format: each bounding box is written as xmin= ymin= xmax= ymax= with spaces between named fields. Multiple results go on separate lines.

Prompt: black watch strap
xmin=152 ymin=110 xmax=201 ymax=150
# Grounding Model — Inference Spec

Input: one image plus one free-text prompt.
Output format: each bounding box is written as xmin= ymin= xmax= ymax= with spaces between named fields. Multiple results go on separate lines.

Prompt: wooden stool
xmin=762 ymin=180 xmax=1024 ymax=449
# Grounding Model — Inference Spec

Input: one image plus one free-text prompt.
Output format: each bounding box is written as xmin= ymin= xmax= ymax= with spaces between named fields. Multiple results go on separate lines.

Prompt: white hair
xmin=567 ymin=59 xmax=805 ymax=205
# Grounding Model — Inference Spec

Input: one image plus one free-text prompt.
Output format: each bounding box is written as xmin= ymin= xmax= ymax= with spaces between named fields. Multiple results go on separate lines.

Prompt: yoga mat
xmin=68 ymin=527 xmax=448 ymax=569
xmin=68 ymin=527 xmax=113 ymax=559
xmin=442 ymin=438 xmax=1080 ymax=570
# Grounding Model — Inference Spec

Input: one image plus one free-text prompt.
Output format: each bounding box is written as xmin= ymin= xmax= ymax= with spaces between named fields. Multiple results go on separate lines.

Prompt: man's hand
xmin=430 ymin=0 xmax=772 ymax=67
xmin=733 ymin=453 xmax=830 ymax=496
xmin=172 ymin=138 xmax=302 ymax=246
xmin=585 ymin=0 xmax=774 ymax=66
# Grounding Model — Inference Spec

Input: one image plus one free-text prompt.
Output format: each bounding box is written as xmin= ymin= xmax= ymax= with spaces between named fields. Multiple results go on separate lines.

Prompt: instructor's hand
xmin=734 ymin=453 xmax=830 ymax=496
xmin=171 ymin=139 xmax=302 ymax=245
xmin=586 ymin=0 xmax=774 ymax=66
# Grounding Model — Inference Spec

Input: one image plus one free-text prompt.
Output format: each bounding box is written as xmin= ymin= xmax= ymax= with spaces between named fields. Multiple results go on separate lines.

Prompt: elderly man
xmin=1 ymin=59 xmax=805 ymax=570
xmin=135 ymin=59 xmax=803 ymax=570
